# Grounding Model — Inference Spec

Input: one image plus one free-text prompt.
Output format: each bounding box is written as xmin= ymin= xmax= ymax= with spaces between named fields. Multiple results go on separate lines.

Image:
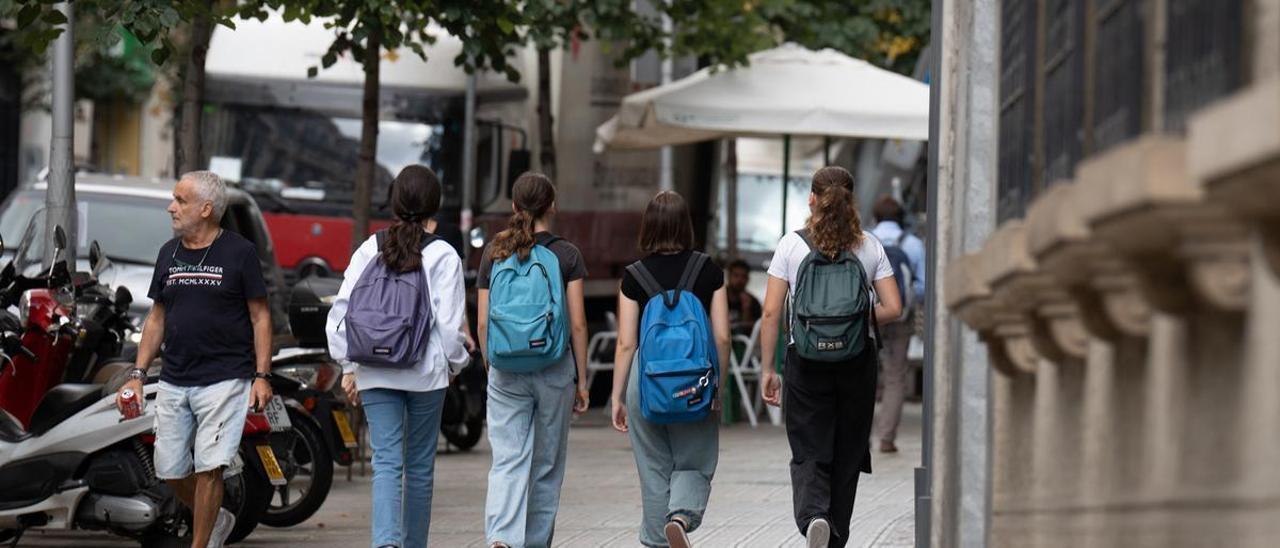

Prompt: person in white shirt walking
xmin=326 ymin=165 xmax=470 ymax=548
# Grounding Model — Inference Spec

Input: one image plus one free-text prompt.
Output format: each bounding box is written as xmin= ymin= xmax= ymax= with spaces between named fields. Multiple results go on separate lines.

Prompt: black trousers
xmin=783 ymin=346 xmax=877 ymax=548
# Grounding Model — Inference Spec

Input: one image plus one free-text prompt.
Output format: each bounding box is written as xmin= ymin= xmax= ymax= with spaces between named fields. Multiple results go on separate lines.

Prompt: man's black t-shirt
xmin=620 ymin=250 xmax=725 ymax=315
xmin=148 ymin=230 xmax=268 ymax=386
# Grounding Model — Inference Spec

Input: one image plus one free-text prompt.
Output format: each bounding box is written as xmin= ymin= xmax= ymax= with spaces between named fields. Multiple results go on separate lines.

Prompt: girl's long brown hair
xmin=381 ymin=165 xmax=443 ymax=273
xmin=489 ymin=172 xmax=556 ymax=262
xmin=805 ymin=166 xmax=863 ymax=258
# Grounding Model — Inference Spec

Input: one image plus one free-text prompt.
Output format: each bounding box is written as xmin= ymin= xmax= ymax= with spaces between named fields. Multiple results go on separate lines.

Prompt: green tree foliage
xmin=582 ymin=0 xmax=931 ymax=76
xmin=0 ymin=0 xmax=235 ymax=66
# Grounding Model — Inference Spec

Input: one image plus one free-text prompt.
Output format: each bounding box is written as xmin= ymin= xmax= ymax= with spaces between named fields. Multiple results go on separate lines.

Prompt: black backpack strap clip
xmin=626 ymin=260 xmax=678 ymax=308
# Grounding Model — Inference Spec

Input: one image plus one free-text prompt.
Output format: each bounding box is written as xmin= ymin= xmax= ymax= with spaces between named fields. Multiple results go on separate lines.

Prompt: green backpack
xmin=790 ymin=230 xmax=878 ymax=362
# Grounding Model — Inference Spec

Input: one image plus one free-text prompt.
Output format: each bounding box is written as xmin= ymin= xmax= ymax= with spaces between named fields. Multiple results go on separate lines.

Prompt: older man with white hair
xmin=117 ymin=171 xmax=273 ymax=548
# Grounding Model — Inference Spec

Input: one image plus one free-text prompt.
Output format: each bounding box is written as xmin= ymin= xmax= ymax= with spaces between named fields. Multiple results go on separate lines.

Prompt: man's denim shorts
xmin=153 ymin=378 xmax=252 ymax=479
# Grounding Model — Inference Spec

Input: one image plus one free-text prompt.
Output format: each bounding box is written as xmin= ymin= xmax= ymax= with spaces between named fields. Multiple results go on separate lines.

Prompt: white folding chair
xmin=729 ymin=319 xmax=766 ymax=427
xmin=584 ymin=330 xmax=617 ymax=392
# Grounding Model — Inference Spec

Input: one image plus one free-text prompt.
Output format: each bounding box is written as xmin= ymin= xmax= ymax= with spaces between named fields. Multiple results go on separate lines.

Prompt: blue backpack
xmin=486 ymin=234 xmax=568 ymax=372
xmin=342 ymin=231 xmax=439 ymax=369
xmin=628 ymin=252 xmax=718 ymax=424
xmin=881 ymin=230 xmax=914 ymax=319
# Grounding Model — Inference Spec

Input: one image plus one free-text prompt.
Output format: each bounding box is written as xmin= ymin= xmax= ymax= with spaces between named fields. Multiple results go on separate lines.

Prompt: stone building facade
xmin=932 ymin=0 xmax=1280 ymax=546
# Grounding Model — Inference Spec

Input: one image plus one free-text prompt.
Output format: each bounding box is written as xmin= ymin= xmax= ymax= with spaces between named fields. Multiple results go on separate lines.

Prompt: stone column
xmin=931 ymin=0 xmax=1000 ymax=545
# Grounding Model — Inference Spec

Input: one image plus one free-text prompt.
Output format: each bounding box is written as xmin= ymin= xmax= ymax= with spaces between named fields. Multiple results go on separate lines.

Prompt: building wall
xmin=941 ymin=0 xmax=1280 ymax=546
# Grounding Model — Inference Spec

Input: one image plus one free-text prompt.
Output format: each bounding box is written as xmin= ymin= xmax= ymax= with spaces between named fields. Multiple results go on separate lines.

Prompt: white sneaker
xmin=806 ymin=517 xmax=830 ymax=548
xmin=209 ymin=508 xmax=236 ymax=547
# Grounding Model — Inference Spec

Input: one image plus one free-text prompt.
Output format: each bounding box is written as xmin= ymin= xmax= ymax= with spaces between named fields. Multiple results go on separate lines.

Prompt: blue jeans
xmin=485 ymin=353 xmax=575 ymax=548
xmin=361 ymin=388 xmax=446 ymax=548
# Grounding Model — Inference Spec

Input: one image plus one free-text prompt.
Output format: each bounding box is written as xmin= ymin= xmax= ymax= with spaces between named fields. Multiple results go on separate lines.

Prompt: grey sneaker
xmin=806 ymin=517 xmax=831 ymax=548
xmin=209 ymin=508 xmax=236 ymax=548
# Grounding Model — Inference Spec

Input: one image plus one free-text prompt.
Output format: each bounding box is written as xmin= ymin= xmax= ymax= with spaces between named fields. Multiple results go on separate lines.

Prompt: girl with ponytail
xmin=758 ymin=166 xmax=903 ymax=548
xmin=326 ymin=164 xmax=470 ymax=547
xmin=476 ymin=172 xmax=590 ymax=548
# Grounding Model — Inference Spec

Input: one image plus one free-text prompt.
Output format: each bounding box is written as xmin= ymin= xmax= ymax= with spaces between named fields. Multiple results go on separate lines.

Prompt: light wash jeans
xmin=626 ymin=360 xmax=720 ymax=547
xmin=153 ymin=378 xmax=251 ymax=479
xmin=361 ymin=387 xmax=446 ymax=548
xmin=484 ymin=353 xmax=575 ymax=548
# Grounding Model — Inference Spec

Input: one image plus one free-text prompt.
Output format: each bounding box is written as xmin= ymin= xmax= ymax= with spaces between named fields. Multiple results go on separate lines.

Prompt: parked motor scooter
xmin=441 ymin=347 xmax=486 ymax=451
xmin=0 ymin=221 xmax=80 ymax=426
xmin=260 ymin=349 xmax=353 ymax=527
xmin=0 ymin=374 xmax=187 ymax=547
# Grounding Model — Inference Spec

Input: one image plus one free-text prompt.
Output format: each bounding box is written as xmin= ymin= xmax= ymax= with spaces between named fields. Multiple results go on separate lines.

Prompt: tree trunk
xmin=176 ymin=1 xmax=213 ymax=175
xmin=352 ymin=27 xmax=381 ymax=252
xmin=536 ymin=46 xmax=555 ymax=179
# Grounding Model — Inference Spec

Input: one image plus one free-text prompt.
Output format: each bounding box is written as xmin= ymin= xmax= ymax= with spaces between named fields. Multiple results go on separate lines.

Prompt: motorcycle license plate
xmin=332 ymin=410 xmax=359 ymax=449
xmin=263 ymin=396 xmax=292 ymax=432
xmin=255 ymin=444 xmax=288 ymax=486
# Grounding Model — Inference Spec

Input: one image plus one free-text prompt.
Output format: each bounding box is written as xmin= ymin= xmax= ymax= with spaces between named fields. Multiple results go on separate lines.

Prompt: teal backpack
xmin=486 ymin=234 xmax=568 ymax=372
xmin=790 ymin=230 xmax=879 ymax=362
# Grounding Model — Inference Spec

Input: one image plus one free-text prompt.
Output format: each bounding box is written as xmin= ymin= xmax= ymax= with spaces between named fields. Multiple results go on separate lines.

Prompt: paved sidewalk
xmin=25 ymin=404 xmax=919 ymax=547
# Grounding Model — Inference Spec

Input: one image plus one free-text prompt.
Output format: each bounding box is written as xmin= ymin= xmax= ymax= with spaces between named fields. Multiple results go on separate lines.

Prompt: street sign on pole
xmin=46 ymin=1 xmax=76 ymax=269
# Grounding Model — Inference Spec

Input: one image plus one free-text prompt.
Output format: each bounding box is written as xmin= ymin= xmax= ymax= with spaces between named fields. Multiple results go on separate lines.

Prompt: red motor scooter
xmin=0 ymin=220 xmax=79 ymax=427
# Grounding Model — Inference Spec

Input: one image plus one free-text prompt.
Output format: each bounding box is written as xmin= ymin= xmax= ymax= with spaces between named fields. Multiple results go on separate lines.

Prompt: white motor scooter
xmin=0 ymin=381 xmax=190 ymax=547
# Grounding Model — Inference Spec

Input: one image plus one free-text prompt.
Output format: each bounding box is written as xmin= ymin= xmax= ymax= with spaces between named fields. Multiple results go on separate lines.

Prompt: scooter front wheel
xmin=222 ymin=447 xmax=272 ymax=544
xmin=261 ymin=407 xmax=333 ymax=527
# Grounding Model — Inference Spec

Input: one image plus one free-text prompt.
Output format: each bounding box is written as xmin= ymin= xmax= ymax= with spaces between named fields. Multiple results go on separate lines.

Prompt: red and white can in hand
xmin=119 ymin=388 xmax=144 ymax=420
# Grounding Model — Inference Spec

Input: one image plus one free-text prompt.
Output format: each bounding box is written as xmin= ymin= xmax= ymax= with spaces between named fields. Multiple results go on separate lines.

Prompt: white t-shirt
xmin=767 ymin=230 xmax=895 ymax=296
xmin=767 ymin=230 xmax=895 ymax=344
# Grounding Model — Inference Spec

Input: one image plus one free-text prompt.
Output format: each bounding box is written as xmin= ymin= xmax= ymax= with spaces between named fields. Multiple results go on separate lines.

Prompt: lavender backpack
xmin=342 ymin=231 xmax=439 ymax=369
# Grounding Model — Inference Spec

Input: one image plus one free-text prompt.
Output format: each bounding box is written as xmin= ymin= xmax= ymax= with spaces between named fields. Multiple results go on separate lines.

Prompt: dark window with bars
xmin=998 ymin=0 xmax=1038 ymax=223
xmin=1165 ymin=0 xmax=1242 ymax=132
xmin=1093 ymin=0 xmax=1144 ymax=151
xmin=1041 ymin=0 xmax=1086 ymax=186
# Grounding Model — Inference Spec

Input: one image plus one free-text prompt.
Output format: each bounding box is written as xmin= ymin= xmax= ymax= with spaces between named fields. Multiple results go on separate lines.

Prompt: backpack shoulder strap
xmin=678 ymin=252 xmax=709 ymax=293
xmin=625 ymin=260 xmax=666 ymax=304
xmin=419 ymin=233 xmax=441 ymax=251
xmin=795 ymin=229 xmax=813 ymax=250
xmin=534 ymin=232 xmax=563 ymax=248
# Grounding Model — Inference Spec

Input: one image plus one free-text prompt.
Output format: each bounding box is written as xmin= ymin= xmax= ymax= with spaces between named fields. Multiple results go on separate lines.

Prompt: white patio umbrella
xmin=594 ymin=43 xmax=929 ymax=243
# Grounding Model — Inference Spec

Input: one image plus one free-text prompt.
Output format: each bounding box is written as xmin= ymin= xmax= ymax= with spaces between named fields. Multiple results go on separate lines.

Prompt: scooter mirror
xmin=114 ymin=286 xmax=133 ymax=313
xmin=89 ymin=240 xmax=102 ymax=270
xmin=0 ymin=234 xmax=5 ymax=256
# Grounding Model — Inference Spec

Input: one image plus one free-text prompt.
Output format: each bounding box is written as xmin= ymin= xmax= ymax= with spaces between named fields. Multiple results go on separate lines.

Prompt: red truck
xmin=260 ymin=208 xmax=392 ymax=279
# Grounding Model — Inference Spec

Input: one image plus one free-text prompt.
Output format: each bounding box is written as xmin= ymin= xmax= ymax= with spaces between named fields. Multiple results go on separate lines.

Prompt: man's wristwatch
xmin=127 ymin=368 xmax=146 ymax=382
xmin=252 ymin=372 xmax=272 ymax=381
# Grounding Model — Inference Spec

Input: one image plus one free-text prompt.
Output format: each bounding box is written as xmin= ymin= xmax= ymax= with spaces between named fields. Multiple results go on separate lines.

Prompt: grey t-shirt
xmin=476 ymin=231 xmax=587 ymax=289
